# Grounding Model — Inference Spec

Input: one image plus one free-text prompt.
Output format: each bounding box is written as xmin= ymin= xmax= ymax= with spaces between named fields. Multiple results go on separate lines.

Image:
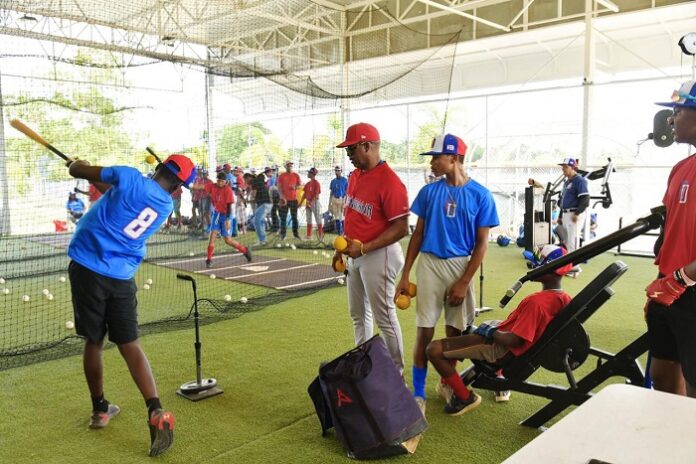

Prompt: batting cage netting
xmin=0 ymin=0 xmax=691 ymax=370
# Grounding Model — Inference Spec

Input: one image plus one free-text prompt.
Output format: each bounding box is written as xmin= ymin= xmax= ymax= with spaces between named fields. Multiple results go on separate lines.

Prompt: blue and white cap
xmin=558 ymin=158 xmax=578 ymax=168
xmin=524 ymin=244 xmax=573 ymax=276
xmin=656 ymin=80 xmax=696 ymax=110
xmin=420 ymin=133 xmax=467 ymax=156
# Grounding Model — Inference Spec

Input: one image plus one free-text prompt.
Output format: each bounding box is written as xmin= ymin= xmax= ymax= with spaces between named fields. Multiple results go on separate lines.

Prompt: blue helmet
xmin=497 ymin=235 xmax=511 ymax=247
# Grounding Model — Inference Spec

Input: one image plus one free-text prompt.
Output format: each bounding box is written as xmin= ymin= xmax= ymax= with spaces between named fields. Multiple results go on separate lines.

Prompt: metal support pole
xmin=0 ymin=56 xmax=10 ymax=235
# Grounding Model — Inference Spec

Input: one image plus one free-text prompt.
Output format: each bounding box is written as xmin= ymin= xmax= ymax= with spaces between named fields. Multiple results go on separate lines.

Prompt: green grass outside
xmin=0 ymin=244 xmax=657 ymax=463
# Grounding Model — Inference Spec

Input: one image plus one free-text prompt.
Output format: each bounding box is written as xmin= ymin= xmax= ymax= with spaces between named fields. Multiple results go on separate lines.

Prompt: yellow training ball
xmin=333 ymin=236 xmax=348 ymax=253
xmin=396 ymin=294 xmax=411 ymax=310
xmin=145 ymin=154 xmax=157 ymax=165
xmin=333 ymin=259 xmax=346 ymax=273
xmin=408 ymin=282 xmax=417 ymax=298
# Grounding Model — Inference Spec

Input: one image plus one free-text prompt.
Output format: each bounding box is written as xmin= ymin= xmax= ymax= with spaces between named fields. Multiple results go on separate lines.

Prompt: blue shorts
xmin=210 ymin=211 xmax=233 ymax=237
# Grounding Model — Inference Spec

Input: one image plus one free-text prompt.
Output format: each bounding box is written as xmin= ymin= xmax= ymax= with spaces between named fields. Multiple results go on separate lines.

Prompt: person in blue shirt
xmin=328 ymin=166 xmax=348 ymax=236
xmin=66 ymin=192 xmax=86 ymax=223
xmin=395 ymin=134 xmax=499 ymax=415
xmin=66 ymin=154 xmax=196 ymax=457
xmin=557 ymin=158 xmax=589 ymax=272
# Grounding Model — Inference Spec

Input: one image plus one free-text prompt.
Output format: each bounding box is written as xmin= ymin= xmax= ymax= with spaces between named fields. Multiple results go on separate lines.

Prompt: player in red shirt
xmin=334 ymin=122 xmax=410 ymax=372
xmin=299 ymin=167 xmax=323 ymax=240
xmin=191 ymin=168 xmax=212 ymax=234
xmin=234 ymin=167 xmax=248 ymax=235
xmin=74 ymin=182 xmax=110 ymax=208
xmin=645 ymin=80 xmax=696 ymax=398
xmin=191 ymin=171 xmax=251 ymax=268
xmin=426 ymin=244 xmax=573 ymax=415
xmin=277 ymin=161 xmax=302 ymax=240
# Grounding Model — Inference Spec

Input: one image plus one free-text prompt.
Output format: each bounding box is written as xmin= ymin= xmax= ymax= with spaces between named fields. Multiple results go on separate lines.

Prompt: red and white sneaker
xmin=148 ymin=409 xmax=176 ymax=457
xmin=89 ymin=404 xmax=120 ymax=429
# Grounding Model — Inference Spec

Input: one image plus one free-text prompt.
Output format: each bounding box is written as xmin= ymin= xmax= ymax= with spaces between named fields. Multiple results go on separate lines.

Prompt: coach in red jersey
xmin=334 ymin=122 xmax=410 ymax=372
xmin=645 ymin=80 xmax=696 ymax=398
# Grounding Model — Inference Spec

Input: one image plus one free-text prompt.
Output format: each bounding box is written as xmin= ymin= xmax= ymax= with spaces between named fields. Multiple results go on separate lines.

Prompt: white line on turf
xmin=195 ymin=258 xmax=287 ymax=274
xmin=225 ymin=263 xmax=318 ymax=279
xmin=276 ymin=276 xmax=340 ymax=290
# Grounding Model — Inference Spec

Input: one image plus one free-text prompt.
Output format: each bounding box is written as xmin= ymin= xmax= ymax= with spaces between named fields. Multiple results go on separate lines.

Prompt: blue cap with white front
xmin=656 ymin=80 xmax=696 ymax=109
xmin=420 ymin=133 xmax=468 ymax=156
xmin=558 ymin=158 xmax=578 ymax=168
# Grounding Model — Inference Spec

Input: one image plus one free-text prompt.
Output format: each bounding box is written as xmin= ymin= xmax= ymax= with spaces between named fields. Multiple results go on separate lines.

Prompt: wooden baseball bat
xmin=10 ymin=119 xmax=74 ymax=162
xmin=146 ymin=146 xmax=163 ymax=164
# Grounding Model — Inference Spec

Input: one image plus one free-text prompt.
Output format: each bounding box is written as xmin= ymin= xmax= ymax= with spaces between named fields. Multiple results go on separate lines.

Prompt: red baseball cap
xmin=336 ymin=122 xmax=380 ymax=148
xmin=163 ymin=154 xmax=197 ymax=187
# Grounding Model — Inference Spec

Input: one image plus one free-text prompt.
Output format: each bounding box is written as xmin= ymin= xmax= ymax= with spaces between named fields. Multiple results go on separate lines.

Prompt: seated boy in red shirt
xmin=426 ymin=244 xmax=573 ymax=416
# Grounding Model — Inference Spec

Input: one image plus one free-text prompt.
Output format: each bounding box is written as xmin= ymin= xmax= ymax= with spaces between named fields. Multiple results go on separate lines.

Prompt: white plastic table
xmin=503 ymin=383 xmax=696 ymax=464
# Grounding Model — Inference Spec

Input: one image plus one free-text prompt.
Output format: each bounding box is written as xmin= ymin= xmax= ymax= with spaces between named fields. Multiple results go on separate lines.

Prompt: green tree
xmin=5 ymin=50 xmax=136 ymax=194
xmin=216 ymin=122 xmax=286 ymax=168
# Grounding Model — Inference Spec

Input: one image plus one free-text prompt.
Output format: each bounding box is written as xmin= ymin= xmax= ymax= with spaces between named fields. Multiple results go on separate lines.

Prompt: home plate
xmin=242 ymin=265 xmax=271 ymax=272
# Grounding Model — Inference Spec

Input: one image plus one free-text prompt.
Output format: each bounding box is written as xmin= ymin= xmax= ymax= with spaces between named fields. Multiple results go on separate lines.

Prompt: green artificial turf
xmin=0 ymin=244 xmax=658 ymax=463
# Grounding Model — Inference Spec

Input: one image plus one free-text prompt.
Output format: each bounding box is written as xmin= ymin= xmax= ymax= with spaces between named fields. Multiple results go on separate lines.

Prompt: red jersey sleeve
xmin=503 ymin=298 xmax=544 ymax=344
xmin=381 ymin=172 xmax=410 ymax=221
xmin=225 ymin=185 xmax=234 ymax=205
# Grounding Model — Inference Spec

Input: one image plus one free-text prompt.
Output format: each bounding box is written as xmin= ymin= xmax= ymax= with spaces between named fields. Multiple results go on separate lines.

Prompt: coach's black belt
xmin=561 ymin=208 xmax=577 ymax=213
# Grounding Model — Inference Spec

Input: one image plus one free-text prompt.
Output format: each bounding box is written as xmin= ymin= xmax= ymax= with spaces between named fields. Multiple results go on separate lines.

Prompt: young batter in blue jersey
xmin=396 ymin=134 xmax=499 ymax=414
xmin=67 ymin=154 xmax=196 ymax=457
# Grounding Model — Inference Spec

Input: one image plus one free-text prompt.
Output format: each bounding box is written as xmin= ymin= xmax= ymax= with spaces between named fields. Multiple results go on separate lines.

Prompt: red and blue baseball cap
xmin=308 ymin=167 xmax=318 ymax=175
xmin=336 ymin=123 xmax=380 ymax=148
xmin=524 ymin=244 xmax=573 ymax=276
xmin=163 ymin=154 xmax=197 ymax=187
xmin=656 ymin=80 xmax=696 ymax=110
xmin=420 ymin=133 xmax=468 ymax=156
xmin=558 ymin=158 xmax=578 ymax=168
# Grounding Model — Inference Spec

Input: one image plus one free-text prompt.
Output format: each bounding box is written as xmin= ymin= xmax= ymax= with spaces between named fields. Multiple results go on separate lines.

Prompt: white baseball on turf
xmin=240 ymin=297 xmax=248 ymax=303
xmin=59 ymin=276 xmax=66 ymax=283
xmin=22 ymin=295 xmax=30 ymax=302
xmin=0 ymin=278 xmax=5 ymax=284
xmin=285 ymin=243 xmax=291 ymax=248
xmin=189 ymin=252 xmax=195 ymax=257
xmin=47 ymin=294 xmax=54 ymax=300
xmin=145 ymin=278 xmax=153 ymax=285
xmin=210 ymin=274 xmax=216 ymax=279
xmin=42 ymin=289 xmax=50 ymax=295
xmin=2 ymin=288 xmax=9 ymax=295
xmin=276 ymin=243 xmax=282 ymax=248
xmin=338 ymin=278 xmax=345 ymax=285
xmin=65 ymin=320 xmax=74 ymax=330
xmin=143 ymin=284 xmax=150 ymax=290
xmin=224 ymin=294 xmax=232 ymax=302
xmin=290 ymin=244 xmax=296 ymax=250
xmin=313 ymin=250 xmax=318 ymax=255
